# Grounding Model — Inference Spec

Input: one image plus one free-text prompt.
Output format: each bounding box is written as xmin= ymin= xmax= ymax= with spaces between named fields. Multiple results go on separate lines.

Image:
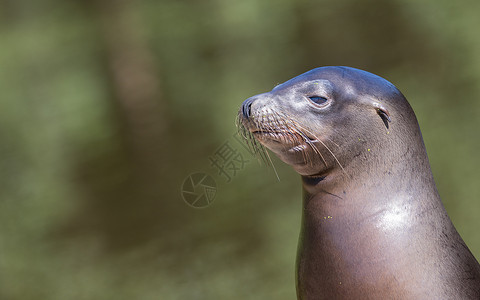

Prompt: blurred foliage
xmin=0 ymin=0 xmax=479 ymax=299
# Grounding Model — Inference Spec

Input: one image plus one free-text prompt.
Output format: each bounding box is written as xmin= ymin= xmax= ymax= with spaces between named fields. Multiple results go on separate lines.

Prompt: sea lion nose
xmin=242 ymin=97 xmax=255 ymax=118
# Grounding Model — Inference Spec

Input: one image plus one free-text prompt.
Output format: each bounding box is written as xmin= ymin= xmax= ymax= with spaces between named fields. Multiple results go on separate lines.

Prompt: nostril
xmin=242 ymin=98 xmax=254 ymax=118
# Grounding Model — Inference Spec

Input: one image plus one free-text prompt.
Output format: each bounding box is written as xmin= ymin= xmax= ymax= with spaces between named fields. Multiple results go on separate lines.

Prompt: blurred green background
xmin=1 ymin=0 xmax=479 ymax=299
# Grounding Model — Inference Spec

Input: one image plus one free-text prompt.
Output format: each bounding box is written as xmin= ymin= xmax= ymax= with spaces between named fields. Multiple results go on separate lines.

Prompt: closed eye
xmin=308 ymin=96 xmax=328 ymax=106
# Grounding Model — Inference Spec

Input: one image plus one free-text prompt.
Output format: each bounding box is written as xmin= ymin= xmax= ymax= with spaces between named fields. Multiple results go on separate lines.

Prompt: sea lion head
xmin=238 ymin=66 xmax=413 ymax=178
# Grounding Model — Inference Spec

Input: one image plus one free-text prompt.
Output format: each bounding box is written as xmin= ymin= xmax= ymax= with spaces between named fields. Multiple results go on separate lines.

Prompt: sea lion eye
xmin=308 ymin=96 xmax=328 ymax=105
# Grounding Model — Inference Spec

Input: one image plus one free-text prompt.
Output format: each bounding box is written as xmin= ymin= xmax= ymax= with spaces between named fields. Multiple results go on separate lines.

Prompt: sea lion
xmin=238 ymin=66 xmax=480 ymax=299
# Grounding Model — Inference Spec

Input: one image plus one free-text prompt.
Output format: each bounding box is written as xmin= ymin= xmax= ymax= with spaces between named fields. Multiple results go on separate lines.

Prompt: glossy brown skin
xmin=240 ymin=67 xmax=480 ymax=299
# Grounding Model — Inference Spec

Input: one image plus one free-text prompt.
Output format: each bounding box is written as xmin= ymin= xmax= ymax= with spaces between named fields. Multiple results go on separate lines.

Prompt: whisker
xmin=322 ymin=136 xmax=341 ymax=149
xmin=293 ymin=126 xmax=327 ymax=167
xmin=264 ymin=149 xmax=280 ymax=181
xmin=299 ymin=126 xmax=348 ymax=176
xmin=279 ymin=113 xmax=326 ymax=168
xmin=239 ymin=111 xmax=275 ymax=170
xmin=238 ymin=108 xmax=347 ymax=179
xmin=279 ymin=113 xmax=348 ymax=176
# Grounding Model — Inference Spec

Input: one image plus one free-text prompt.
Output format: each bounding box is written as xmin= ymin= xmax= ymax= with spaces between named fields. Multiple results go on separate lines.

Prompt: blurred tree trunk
xmin=83 ymin=0 xmax=165 ymax=171
xmin=61 ymin=0 xmax=168 ymax=251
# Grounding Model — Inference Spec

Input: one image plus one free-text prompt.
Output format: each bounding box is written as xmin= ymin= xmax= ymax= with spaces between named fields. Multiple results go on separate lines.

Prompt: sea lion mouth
xmin=237 ymin=108 xmax=319 ymax=153
xmin=237 ymin=110 xmax=345 ymax=176
xmin=252 ymin=129 xmax=315 ymax=139
xmin=251 ymin=129 xmax=314 ymax=147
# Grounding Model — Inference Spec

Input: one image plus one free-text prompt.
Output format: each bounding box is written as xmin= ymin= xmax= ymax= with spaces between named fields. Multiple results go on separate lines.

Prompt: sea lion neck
xmin=299 ymin=158 xmax=440 ymax=226
xmin=299 ymin=144 xmax=440 ymax=223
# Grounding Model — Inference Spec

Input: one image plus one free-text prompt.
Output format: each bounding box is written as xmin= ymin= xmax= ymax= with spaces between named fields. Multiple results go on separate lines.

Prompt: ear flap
xmin=373 ymin=103 xmax=391 ymax=129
